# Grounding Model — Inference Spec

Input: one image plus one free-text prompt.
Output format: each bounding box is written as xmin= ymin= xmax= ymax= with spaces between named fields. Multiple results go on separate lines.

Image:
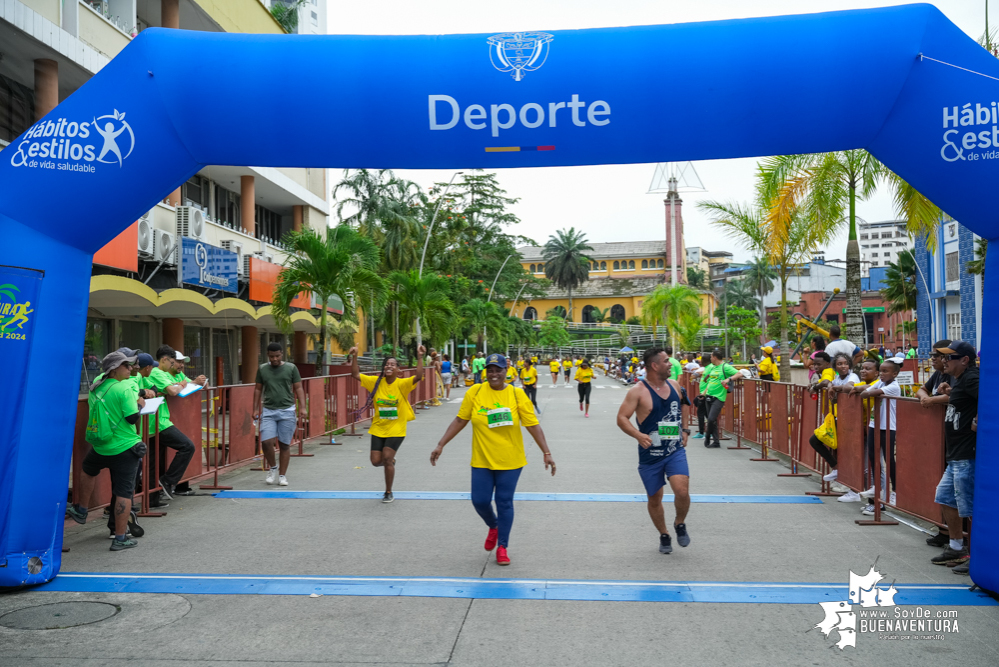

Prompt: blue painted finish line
xmin=213 ymin=491 xmax=822 ymax=503
xmin=38 ymin=573 xmax=995 ymax=606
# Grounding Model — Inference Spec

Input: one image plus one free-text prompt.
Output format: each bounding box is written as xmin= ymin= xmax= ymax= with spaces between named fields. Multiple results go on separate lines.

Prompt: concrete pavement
xmin=2 ymin=373 xmax=997 ymax=666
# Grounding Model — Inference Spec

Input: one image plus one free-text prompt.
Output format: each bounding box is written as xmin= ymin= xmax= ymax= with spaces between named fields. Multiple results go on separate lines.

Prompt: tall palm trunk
xmin=758 ymin=278 xmax=767 ymax=346
xmin=845 ymin=185 xmax=864 ymax=345
xmin=779 ymin=275 xmax=790 ymax=380
xmin=567 ymin=285 xmax=573 ymax=322
xmin=392 ymin=297 xmax=399 ymax=357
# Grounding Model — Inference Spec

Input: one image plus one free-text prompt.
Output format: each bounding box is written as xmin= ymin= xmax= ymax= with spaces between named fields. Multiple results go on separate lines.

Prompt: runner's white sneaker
xmin=822 ymin=470 xmax=838 ymax=482
xmin=837 ymin=490 xmax=862 ymax=502
xmin=859 ymin=486 xmax=875 ymax=499
xmin=278 ymin=475 xmax=289 ymax=486
xmin=265 ymin=468 xmax=277 ymax=485
xmin=889 ymin=491 xmax=896 ymax=505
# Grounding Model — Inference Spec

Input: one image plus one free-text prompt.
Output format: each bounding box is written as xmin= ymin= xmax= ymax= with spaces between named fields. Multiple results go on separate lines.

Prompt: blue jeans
xmin=473 ymin=371 xmax=483 ymax=384
xmin=935 ymin=459 xmax=975 ymax=517
xmin=470 ymin=467 xmax=522 ymax=548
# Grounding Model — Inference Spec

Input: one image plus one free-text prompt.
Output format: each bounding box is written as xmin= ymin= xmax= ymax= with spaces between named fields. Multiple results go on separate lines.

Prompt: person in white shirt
xmin=823 ymin=325 xmax=862 ymax=365
xmin=683 ymin=353 xmax=700 ymax=374
xmin=857 ymin=358 xmax=902 ymax=513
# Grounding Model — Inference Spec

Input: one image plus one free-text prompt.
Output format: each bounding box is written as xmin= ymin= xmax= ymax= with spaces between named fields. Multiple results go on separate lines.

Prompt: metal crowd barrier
xmin=68 ymin=368 xmax=438 ymax=516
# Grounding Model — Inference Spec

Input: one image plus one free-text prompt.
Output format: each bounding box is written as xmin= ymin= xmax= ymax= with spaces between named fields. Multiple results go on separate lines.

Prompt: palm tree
xmin=460 ymin=298 xmax=507 ymax=353
xmin=686 ymin=266 xmax=708 ymax=289
xmin=757 ymin=151 xmax=940 ymax=345
xmin=675 ymin=312 xmax=705 ymax=353
xmin=389 ymin=269 xmax=456 ymax=352
xmin=641 ymin=284 xmax=701 ymax=350
xmin=701 ymin=199 xmax=833 ymax=378
xmin=722 ymin=278 xmax=760 ymax=312
xmin=273 ymin=225 xmax=385 ymax=376
xmin=542 ymin=228 xmax=593 ymax=322
xmin=589 ymin=306 xmax=609 ymax=323
xmin=332 ymin=169 xmax=399 ymax=236
xmin=881 ymin=249 xmax=916 ymax=348
xmin=742 ymin=256 xmax=777 ymax=338
xmin=967 ymin=238 xmax=988 ymax=278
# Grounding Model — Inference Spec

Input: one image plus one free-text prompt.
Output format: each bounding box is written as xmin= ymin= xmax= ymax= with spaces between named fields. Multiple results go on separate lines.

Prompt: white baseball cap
xmin=174 ymin=350 xmax=191 ymax=362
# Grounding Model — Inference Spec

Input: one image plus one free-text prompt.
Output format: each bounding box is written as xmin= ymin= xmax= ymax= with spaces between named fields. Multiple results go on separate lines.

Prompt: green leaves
xmin=542 ymin=227 xmax=593 ymax=321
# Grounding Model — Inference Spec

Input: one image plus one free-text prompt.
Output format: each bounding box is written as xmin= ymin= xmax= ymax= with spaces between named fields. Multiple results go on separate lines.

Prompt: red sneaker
xmin=579 ymin=403 xmax=583 ymax=411
xmin=484 ymin=527 xmax=498 ymax=551
xmin=496 ymin=546 xmax=510 ymax=565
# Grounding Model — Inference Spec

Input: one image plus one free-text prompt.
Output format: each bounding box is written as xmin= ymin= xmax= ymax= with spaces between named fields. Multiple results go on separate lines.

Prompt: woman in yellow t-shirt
xmin=757 ymin=346 xmax=780 ymax=381
xmin=349 ymin=345 xmax=425 ymax=503
xmin=432 ymin=353 xmax=555 ymax=566
xmin=505 ymin=364 xmax=518 ymax=385
xmin=575 ymin=359 xmax=594 ymax=417
xmin=549 ymin=358 xmax=561 ymax=386
xmin=562 ymin=358 xmax=573 ymax=385
xmin=520 ymin=358 xmax=539 ymax=411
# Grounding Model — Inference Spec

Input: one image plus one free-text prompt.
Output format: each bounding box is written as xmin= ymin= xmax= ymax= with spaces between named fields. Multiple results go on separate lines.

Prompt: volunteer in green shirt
xmin=146 ymin=345 xmax=203 ymax=501
xmin=253 ymin=342 xmax=307 ymax=486
xmin=703 ymin=349 xmax=738 ymax=449
xmin=66 ymin=350 xmax=146 ymax=551
xmin=666 ymin=346 xmax=683 ymax=381
xmin=472 ymin=352 xmax=486 ymax=384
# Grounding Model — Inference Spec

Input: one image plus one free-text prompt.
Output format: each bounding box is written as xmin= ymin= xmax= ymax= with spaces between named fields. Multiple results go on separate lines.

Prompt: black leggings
xmin=705 ymin=396 xmax=724 ymax=446
xmin=577 ymin=382 xmax=591 ymax=405
xmin=866 ymin=427 xmax=897 ymax=489
xmin=808 ymin=434 xmax=837 ymax=469
xmin=523 ymin=383 xmax=538 ymax=409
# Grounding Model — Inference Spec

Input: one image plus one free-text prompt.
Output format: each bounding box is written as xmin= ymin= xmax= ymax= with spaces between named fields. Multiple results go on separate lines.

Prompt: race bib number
xmin=658 ymin=420 xmax=680 ymax=440
xmin=378 ymin=406 xmax=398 ymax=420
xmin=487 ymin=407 xmax=514 ymax=428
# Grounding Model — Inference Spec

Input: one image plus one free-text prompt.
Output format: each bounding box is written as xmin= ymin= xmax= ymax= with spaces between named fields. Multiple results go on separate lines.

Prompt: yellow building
xmin=509 ymin=243 xmax=718 ymax=325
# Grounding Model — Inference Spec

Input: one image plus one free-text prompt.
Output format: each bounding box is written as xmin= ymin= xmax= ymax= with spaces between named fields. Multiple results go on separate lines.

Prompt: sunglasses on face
xmin=930 ymin=353 xmax=943 ymax=359
xmin=947 ymin=354 xmax=967 ymax=361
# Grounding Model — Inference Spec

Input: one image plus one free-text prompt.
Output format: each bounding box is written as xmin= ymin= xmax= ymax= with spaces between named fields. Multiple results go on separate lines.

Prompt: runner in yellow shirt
xmin=549 ymin=358 xmax=561 ymax=386
xmin=431 ymin=353 xmax=555 ymax=566
xmin=575 ymin=359 xmax=595 ymax=417
xmin=349 ymin=345 xmax=425 ymax=503
xmin=562 ymin=358 xmax=573 ymax=386
xmin=505 ymin=364 xmax=518 ymax=385
xmin=520 ymin=358 xmax=539 ymax=411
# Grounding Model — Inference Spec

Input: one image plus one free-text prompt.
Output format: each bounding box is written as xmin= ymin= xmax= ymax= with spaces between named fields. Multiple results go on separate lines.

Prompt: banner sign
xmin=179 ymin=237 xmax=237 ymax=293
xmin=0 ymin=265 xmax=43 ymax=563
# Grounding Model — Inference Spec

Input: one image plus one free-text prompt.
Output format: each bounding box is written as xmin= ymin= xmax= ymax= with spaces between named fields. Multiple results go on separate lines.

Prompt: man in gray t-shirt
xmin=253 ymin=342 xmax=306 ymax=486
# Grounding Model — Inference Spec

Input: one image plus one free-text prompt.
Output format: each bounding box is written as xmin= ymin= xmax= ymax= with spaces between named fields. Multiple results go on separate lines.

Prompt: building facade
xmin=859 ymin=219 xmax=912 ymax=276
xmin=511 ymin=243 xmax=718 ymax=325
xmin=1 ymin=0 xmax=346 ymax=393
xmin=915 ymin=216 xmax=981 ymax=356
xmin=766 ymin=290 xmax=915 ymax=351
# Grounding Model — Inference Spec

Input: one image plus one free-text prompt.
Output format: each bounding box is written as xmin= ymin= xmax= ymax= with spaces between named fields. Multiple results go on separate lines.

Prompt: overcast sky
xmin=327 ymin=1 xmax=984 ymax=263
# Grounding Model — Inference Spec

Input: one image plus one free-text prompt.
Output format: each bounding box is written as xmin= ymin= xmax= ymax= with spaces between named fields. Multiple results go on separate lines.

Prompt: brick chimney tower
xmin=663 ymin=187 xmax=687 ymax=285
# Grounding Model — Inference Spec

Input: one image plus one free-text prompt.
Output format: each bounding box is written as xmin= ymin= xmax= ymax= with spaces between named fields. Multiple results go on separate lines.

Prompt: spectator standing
xmin=702 ymin=349 xmax=738 ymax=449
xmin=916 ymin=340 xmax=954 ymax=547
xmin=859 ymin=359 xmax=902 ymax=514
xmin=665 ymin=346 xmax=682 ymax=381
xmin=802 ymin=336 xmax=826 ymax=382
xmin=66 ymin=351 xmax=145 ymax=551
xmin=757 ymin=346 xmax=780 ymax=381
xmin=930 ymin=342 xmax=978 ymax=574
xmin=472 ymin=352 xmax=486 ymax=385
xmin=440 ymin=354 xmax=453 ymax=398
xmin=146 ymin=346 xmax=202 ymax=501
xmin=253 ymin=342 xmax=307 ymax=486
xmin=824 ymin=325 xmax=861 ymax=365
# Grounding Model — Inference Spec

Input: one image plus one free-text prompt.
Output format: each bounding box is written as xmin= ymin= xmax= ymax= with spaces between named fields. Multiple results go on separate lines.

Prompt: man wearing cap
xmin=930 ymin=341 xmax=979 ymax=574
xmin=66 ymin=350 xmax=147 ymax=551
xmin=145 ymin=345 xmax=201 ymax=501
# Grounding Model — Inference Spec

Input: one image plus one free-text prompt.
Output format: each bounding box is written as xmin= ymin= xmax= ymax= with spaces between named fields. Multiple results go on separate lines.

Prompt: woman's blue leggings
xmin=470 ymin=466 xmax=523 ymax=548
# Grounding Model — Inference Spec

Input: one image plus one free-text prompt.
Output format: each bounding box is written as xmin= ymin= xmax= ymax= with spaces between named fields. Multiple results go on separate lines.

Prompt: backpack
xmin=85 ymin=381 xmax=122 ymax=446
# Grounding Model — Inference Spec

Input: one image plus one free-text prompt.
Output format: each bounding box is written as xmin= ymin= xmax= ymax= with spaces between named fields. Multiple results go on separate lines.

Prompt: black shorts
xmin=82 ymin=447 xmax=142 ymax=498
xmin=371 ymin=435 xmax=404 ymax=452
xmin=564 ymin=369 xmax=571 ymax=378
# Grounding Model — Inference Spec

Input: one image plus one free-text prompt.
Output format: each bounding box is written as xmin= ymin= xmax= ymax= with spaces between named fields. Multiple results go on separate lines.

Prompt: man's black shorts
xmin=371 ymin=435 xmax=404 ymax=452
xmin=81 ymin=448 xmax=141 ymax=498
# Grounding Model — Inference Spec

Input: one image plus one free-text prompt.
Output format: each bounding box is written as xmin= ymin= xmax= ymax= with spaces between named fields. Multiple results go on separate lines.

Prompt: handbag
xmin=814 ymin=411 xmax=838 ymax=449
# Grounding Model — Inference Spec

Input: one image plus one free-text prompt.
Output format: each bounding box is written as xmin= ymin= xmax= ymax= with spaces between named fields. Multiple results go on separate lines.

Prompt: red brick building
xmin=766 ymin=290 xmax=916 ymax=352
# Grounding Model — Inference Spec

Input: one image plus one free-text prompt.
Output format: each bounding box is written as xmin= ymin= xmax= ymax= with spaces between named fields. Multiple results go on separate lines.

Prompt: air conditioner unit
xmin=243 ymin=255 xmax=253 ymax=278
xmin=137 ymin=217 xmax=154 ymax=256
xmin=221 ymin=240 xmax=244 ymax=275
xmin=176 ymin=206 xmax=206 ymax=241
xmin=153 ymin=230 xmax=176 ymax=265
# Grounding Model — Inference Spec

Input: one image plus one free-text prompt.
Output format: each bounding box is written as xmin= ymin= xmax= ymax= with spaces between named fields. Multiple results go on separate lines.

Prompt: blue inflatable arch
xmin=1 ymin=3 xmax=997 ymax=590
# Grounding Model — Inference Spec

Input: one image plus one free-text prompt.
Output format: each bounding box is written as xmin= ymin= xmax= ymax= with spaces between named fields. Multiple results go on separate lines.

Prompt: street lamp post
xmin=415 ymin=171 xmax=463 ymax=349
xmin=484 ymin=253 xmax=515 ymax=355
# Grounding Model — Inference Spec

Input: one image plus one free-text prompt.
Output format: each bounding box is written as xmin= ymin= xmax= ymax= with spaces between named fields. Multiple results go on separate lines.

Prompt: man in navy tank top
xmin=616 ymin=347 xmax=692 ymax=554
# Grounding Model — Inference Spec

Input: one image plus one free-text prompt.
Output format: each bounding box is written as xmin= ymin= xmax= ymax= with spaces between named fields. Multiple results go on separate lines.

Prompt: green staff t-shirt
xmin=147 ymin=367 xmax=181 ymax=432
xmin=703 ymin=363 xmax=738 ymax=401
xmin=88 ymin=378 xmax=142 ymax=456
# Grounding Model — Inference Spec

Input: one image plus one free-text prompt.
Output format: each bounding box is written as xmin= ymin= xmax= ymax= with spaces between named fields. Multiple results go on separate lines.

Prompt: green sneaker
xmin=65 ymin=504 xmax=88 ymax=525
xmin=691 ymin=433 xmax=704 ymax=440
xmin=110 ymin=537 xmax=139 ymax=551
